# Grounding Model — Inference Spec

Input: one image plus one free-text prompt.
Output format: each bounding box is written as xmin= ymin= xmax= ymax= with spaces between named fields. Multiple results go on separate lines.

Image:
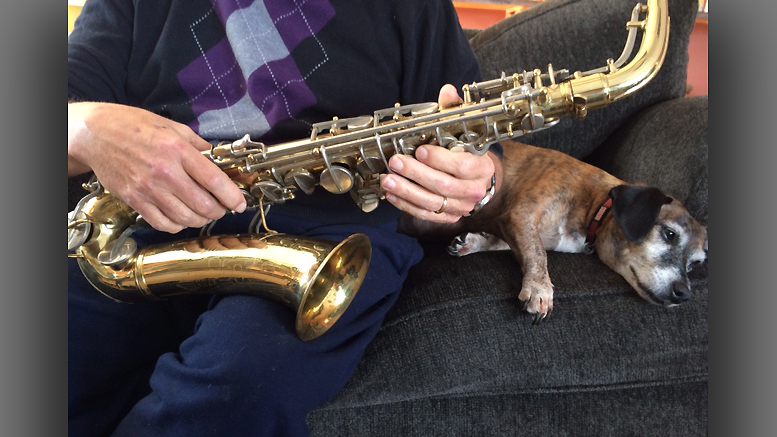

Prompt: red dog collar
xmin=584 ymin=196 xmax=613 ymax=254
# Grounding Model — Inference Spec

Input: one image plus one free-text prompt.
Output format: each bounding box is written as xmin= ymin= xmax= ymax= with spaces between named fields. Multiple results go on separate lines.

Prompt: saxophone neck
xmin=542 ymin=0 xmax=670 ymax=118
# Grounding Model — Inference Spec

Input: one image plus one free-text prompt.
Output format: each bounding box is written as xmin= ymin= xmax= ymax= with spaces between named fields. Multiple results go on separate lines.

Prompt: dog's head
xmin=595 ymin=185 xmax=707 ymax=306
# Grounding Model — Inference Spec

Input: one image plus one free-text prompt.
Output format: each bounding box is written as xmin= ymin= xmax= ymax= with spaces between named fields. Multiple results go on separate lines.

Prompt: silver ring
xmin=434 ymin=196 xmax=448 ymax=214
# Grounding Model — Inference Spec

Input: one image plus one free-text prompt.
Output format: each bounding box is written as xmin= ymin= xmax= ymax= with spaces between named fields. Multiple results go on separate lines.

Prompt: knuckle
xmin=121 ymin=190 xmax=141 ymax=208
xmin=194 ymin=196 xmax=219 ymax=218
xmin=149 ymin=161 xmax=177 ymax=182
xmin=437 ymin=178 xmax=455 ymax=195
xmin=467 ymin=186 xmax=486 ymax=203
xmin=457 ymin=157 xmax=475 ymax=175
xmin=158 ymin=134 xmax=188 ymax=152
xmin=202 ymin=168 xmax=227 ymax=189
xmin=179 ymin=209 xmax=208 ymax=228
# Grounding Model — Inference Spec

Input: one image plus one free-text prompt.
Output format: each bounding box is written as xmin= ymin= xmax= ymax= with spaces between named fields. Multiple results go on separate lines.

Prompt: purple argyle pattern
xmin=177 ymin=0 xmax=334 ymax=140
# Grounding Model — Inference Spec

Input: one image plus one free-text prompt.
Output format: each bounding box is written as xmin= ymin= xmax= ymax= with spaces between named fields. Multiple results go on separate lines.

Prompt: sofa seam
xmin=315 ymin=374 xmax=708 ymax=411
xmin=381 ymin=289 xmax=646 ymax=330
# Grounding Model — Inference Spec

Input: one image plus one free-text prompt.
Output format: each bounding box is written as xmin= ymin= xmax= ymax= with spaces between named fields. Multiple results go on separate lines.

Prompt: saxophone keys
xmin=283 ymin=169 xmax=317 ymax=195
xmin=250 ymin=180 xmax=294 ymax=204
xmin=311 ymin=116 xmax=374 ymax=140
xmin=320 ymin=164 xmax=354 ymax=194
xmin=356 ymin=154 xmax=386 ymax=176
xmin=346 ymin=116 xmax=373 ymax=130
xmin=97 ymin=237 xmax=137 ymax=267
xmin=67 ymin=210 xmax=92 ymax=251
xmin=352 ymin=175 xmax=382 ymax=213
xmin=410 ymin=102 xmax=439 ymax=116
xmin=521 ymin=113 xmax=545 ymax=132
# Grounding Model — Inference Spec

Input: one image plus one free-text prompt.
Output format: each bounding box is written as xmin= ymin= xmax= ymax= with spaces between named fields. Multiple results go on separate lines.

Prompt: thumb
xmin=438 ymin=84 xmax=464 ymax=109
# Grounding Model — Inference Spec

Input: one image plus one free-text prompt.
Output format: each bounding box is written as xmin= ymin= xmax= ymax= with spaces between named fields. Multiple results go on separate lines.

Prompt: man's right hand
xmin=68 ymin=102 xmax=247 ymax=233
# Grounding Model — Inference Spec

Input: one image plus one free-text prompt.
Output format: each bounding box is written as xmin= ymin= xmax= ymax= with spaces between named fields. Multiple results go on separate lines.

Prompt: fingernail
xmin=389 ymin=156 xmax=403 ymax=172
xmin=383 ymin=175 xmax=396 ymax=190
xmin=415 ymin=147 xmax=428 ymax=160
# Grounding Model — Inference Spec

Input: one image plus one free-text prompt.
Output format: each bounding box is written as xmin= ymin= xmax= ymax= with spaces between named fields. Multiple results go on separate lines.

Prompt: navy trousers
xmin=68 ymin=213 xmax=424 ymax=436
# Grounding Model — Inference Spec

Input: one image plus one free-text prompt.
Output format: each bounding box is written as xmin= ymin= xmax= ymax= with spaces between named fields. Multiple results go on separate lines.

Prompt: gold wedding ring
xmin=434 ymin=196 xmax=448 ymax=214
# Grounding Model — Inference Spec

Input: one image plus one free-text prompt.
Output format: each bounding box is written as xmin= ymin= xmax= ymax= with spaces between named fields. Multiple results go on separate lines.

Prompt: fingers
xmin=182 ymin=152 xmax=247 ymax=214
xmin=71 ymin=103 xmax=247 ymax=233
xmin=169 ymin=121 xmax=213 ymax=152
xmin=126 ymin=196 xmax=186 ymax=234
xmin=385 ymin=147 xmax=492 ymax=196
xmin=157 ymin=123 xmax=247 ymax=227
xmin=382 ymin=173 xmax=468 ymax=220
xmin=438 ymin=84 xmax=464 ymax=109
xmin=384 ymin=190 xmax=460 ymax=223
xmin=381 ymin=150 xmax=495 ymax=222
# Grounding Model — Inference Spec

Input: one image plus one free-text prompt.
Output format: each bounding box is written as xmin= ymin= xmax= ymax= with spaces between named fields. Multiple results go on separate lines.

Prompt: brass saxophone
xmin=68 ymin=0 xmax=669 ymax=340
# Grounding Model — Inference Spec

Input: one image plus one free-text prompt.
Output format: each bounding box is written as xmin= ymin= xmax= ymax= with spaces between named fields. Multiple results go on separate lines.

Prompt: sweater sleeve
xmin=68 ymin=0 xmax=135 ymax=103
xmin=397 ymin=0 xmax=481 ymax=103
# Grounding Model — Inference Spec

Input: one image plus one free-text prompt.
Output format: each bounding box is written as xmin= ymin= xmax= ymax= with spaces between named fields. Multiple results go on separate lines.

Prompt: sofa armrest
xmin=587 ymin=96 xmax=708 ymax=223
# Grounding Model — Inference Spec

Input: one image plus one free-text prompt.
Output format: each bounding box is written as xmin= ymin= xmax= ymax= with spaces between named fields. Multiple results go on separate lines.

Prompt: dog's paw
xmin=447 ymin=232 xmax=481 ymax=257
xmin=518 ymin=277 xmax=554 ymax=325
xmin=447 ymin=232 xmax=506 ymax=257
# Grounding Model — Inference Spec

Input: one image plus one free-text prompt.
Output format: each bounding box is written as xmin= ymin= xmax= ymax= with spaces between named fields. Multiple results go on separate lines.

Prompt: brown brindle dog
xmin=401 ymin=140 xmax=708 ymax=324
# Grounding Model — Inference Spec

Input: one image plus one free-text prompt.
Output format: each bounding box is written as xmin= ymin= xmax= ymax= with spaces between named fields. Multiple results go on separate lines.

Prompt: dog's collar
xmin=584 ymin=196 xmax=613 ymax=255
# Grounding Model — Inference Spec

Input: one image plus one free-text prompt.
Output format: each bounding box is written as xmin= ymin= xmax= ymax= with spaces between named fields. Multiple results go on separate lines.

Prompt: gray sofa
xmin=307 ymin=0 xmax=708 ymax=435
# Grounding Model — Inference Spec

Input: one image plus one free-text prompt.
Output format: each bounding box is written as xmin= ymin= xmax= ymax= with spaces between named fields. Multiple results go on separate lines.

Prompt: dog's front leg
xmin=501 ymin=221 xmax=554 ymax=324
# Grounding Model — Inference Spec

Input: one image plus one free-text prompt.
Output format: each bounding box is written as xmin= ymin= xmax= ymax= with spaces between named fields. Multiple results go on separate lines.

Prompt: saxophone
xmin=68 ymin=0 xmax=669 ymax=340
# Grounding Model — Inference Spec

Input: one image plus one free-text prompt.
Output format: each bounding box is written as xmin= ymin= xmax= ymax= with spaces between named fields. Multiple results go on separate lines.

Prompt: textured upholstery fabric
xmin=308 ymin=0 xmax=708 ymax=435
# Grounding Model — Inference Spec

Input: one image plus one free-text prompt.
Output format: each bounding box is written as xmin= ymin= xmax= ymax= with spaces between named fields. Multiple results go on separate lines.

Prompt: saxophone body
xmin=68 ymin=0 xmax=670 ymax=340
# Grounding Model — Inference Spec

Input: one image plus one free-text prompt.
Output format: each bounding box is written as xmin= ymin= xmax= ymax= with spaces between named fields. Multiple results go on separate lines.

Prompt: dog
xmin=401 ymin=140 xmax=708 ymax=324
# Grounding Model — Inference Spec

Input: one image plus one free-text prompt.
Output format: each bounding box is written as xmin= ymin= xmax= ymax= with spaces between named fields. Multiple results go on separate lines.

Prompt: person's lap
xmin=68 ymin=212 xmax=423 ymax=436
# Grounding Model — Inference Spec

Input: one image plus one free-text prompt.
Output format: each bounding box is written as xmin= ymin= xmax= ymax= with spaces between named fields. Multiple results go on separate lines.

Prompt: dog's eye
xmin=662 ymin=227 xmax=677 ymax=244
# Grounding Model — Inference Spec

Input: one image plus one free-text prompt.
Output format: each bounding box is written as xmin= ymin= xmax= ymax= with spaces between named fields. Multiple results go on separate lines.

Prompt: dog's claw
xmin=530 ymin=309 xmax=553 ymax=325
xmin=446 ymin=234 xmax=467 ymax=256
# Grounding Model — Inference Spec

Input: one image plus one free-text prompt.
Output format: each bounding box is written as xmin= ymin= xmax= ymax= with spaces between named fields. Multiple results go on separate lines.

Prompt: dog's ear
xmin=610 ymin=185 xmax=671 ymax=243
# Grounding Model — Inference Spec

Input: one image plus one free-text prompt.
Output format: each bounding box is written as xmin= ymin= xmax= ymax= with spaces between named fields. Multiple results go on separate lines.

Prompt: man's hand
xmin=380 ymin=84 xmax=503 ymax=223
xmin=68 ymin=102 xmax=247 ymax=233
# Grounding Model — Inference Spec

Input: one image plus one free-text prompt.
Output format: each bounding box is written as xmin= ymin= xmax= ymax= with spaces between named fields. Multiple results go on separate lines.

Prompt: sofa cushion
xmin=318 ymin=245 xmax=708 ymax=407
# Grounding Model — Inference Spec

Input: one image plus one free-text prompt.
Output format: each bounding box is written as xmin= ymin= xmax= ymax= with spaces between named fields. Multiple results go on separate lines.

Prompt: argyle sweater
xmin=68 ymin=0 xmax=483 ymax=225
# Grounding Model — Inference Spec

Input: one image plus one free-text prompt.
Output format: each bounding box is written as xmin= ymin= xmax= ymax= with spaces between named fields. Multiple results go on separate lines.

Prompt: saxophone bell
xmin=70 ymin=190 xmax=372 ymax=341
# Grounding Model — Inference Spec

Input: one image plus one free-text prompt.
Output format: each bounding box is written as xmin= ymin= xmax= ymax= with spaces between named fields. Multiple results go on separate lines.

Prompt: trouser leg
xmin=68 ymin=258 xmax=210 ymax=436
xmin=69 ymin=217 xmax=423 ymax=437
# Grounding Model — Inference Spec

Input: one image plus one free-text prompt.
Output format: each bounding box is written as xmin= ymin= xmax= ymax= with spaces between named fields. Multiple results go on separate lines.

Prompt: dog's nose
xmin=671 ymin=281 xmax=692 ymax=303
